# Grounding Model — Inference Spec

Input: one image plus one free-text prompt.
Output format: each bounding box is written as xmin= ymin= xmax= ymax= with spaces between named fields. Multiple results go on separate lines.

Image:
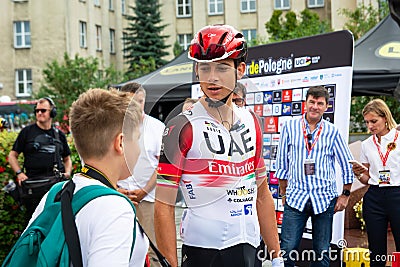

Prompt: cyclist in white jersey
xmin=154 ymin=24 xmax=284 ymax=267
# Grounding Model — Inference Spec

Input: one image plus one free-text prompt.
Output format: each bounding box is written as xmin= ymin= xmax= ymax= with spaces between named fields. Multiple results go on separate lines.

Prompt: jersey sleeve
xmin=157 ymin=114 xmax=192 ymax=188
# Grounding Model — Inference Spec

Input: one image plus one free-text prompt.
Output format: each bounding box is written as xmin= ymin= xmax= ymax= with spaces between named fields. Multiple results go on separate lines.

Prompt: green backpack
xmin=2 ymin=181 xmax=136 ymax=267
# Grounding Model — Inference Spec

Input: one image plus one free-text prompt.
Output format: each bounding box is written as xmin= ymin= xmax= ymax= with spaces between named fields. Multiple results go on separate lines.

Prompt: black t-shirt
xmin=12 ymin=123 xmax=71 ymax=178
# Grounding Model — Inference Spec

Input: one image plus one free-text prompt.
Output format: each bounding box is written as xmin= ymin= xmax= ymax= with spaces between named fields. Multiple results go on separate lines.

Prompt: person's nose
xmin=207 ymin=67 xmax=218 ymax=83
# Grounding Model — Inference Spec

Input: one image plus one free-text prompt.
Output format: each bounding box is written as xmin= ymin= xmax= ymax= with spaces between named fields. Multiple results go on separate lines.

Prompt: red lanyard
xmin=373 ymin=130 xmax=398 ymax=167
xmin=301 ymin=116 xmax=324 ymax=157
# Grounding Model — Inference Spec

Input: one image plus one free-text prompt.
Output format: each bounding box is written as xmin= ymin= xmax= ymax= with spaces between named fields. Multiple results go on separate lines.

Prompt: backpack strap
xmin=44 ymin=181 xmax=66 ymax=208
xmin=61 ymin=180 xmax=82 ymax=267
xmin=61 ymin=180 xmax=137 ymax=265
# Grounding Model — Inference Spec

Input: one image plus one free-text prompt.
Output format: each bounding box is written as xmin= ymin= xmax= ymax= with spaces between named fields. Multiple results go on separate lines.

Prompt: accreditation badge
xmin=378 ymin=170 xmax=391 ymax=186
xmin=304 ymin=158 xmax=316 ymax=175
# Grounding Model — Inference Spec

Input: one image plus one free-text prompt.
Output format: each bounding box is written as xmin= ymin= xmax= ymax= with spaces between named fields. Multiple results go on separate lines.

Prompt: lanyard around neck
xmin=372 ymin=131 xmax=398 ymax=167
xmin=301 ymin=116 xmax=324 ymax=157
xmin=80 ymin=164 xmax=115 ymax=189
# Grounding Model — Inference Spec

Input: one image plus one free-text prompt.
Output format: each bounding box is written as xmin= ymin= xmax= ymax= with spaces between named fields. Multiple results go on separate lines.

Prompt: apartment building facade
xmin=0 ymin=0 xmax=378 ymax=101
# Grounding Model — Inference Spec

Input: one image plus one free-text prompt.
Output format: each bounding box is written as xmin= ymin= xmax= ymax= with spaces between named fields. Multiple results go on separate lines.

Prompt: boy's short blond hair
xmin=70 ymin=88 xmax=141 ymax=160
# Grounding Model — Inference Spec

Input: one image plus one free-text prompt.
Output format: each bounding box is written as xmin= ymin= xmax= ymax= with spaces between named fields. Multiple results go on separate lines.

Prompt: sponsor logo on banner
xmin=292 ymin=89 xmax=303 ymax=101
xmin=282 ymin=103 xmax=291 ymax=115
xmin=272 ymin=104 xmax=282 ymax=116
xmin=263 ymin=104 xmax=273 ymax=117
xmin=292 ymin=102 xmax=302 ymax=115
xmin=324 ymin=84 xmax=336 ymax=98
xmin=263 ymin=91 xmax=273 ymax=103
xmin=294 ymin=56 xmax=311 ymax=68
xmin=263 ymin=145 xmax=271 ymax=159
xmin=246 ymin=93 xmax=255 ymax=105
xmin=263 ymin=134 xmax=272 ymax=145
xmin=264 ymin=117 xmax=278 ymax=133
xmin=282 ymin=90 xmax=292 ymax=102
xmin=272 ymin=90 xmax=282 ymax=103
xmin=245 ymin=56 xmax=294 ymax=76
xmin=255 ymin=92 xmax=264 ymax=104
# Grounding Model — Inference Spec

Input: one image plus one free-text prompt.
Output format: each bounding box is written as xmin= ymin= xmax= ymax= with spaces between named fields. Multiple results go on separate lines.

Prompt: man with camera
xmin=8 ymin=97 xmax=71 ymax=225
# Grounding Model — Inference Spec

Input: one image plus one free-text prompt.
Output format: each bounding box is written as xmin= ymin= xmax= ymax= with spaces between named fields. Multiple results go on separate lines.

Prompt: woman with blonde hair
xmin=352 ymin=98 xmax=400 ymax=267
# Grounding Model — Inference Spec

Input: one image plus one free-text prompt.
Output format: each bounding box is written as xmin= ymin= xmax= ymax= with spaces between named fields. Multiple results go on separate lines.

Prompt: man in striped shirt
xmin=276 ymin=86 xmax=354 ymax=267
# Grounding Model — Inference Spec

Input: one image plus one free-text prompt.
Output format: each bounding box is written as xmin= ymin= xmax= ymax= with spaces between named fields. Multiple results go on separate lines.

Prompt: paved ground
xmin=174 ymin=206 xmax=272 ymax=267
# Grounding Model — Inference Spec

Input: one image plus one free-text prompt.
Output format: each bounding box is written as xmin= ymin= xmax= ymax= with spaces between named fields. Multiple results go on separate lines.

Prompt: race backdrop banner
xmin=191 ymin=30 xmax=354 ymax=245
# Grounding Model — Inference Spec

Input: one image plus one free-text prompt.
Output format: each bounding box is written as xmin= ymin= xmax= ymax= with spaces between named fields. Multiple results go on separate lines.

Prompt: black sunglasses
xmin=35 ymin=109 xmax=49 ymax=114
xmin=233 ymin=98 xmax=245 ymax=105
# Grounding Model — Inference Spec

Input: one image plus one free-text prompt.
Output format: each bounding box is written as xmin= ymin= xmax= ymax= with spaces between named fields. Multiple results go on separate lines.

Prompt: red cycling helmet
xmin=188 ymin=24 xmax=247 ymax=63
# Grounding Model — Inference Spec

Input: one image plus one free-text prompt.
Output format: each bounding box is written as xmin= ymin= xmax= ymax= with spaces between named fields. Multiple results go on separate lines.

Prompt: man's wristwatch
xmin=342 ymin=189 xmax=351 ymax=197
xmin=15 ymin=169 xmax=23 ymax=175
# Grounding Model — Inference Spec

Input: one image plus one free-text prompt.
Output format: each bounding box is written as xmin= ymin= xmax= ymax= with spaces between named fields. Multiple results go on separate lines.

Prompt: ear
xmin=114 ymin=133 xmax=124 ymax=155
xmin=236 ymin=62 xmax=246 ymax=79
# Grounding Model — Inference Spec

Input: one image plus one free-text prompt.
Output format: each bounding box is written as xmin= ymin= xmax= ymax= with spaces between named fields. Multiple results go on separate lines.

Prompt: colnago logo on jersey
xmin=227 ymin=196 xmax=253 ymax=203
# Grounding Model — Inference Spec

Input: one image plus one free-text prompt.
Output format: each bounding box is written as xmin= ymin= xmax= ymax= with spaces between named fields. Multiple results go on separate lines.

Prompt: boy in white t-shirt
xmin=27 ymin=89 xmax=149 ymax=266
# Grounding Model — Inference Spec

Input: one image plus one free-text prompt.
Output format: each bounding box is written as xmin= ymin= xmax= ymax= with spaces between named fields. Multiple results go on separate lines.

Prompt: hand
xmin=63 ymin=172 xmax=71 ymax=179
xmin=117 ymin=188 xmax=147 ymax=205
xmin=129 ymin=188 xmax=147 ymax=204
xmin=16 ymin=172 xmax=28 ymax=186
xmin=334 ymin=195 xmax=349 ymax=213
xmin=351 ymin=162 xmax=367 ymax=177
xmin=281 ymin=196 xmax=286 ymax=206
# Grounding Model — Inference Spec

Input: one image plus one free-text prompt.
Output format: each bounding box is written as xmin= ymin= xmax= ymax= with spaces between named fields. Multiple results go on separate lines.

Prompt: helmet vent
xmin=199 ymin=32 xmax=204 ymax=47
xmin=218 ymin=32 xmax=228 ymax=45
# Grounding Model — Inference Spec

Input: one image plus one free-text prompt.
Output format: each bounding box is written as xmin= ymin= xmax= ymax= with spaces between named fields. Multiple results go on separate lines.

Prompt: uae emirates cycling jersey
xmin=157 ymin=102 xmax=266 ymax=249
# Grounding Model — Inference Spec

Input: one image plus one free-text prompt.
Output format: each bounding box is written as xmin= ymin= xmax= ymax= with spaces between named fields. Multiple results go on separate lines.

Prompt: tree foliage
xmin=123 ymin=0 xmax=170 ymax=75
xmin=339 ymin=2 xmax=388 ymax=40
xmin=265 ymin=9 xmax=332 ymax=43
xmin=37 ymin=53 xmax=125 ymax=130
xmin=173 ymin=41 xmax=184 ymax=58
xmin=340 ymin=1 xmax=399 ymax=132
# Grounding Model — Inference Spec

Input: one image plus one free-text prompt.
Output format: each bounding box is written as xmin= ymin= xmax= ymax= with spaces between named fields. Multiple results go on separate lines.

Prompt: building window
xmin=242 ymin=29 xmax=256 ymax=42
xmin=274 ymin=0 xmax=290 ymax=10
xmin=94 ymin=0 xmax=100 ymax=7
xmin=177 ymin=34 xmax=192 ymax=50
xmin=15 ymin=69 xmax=32 ymax=97
xmin=122 ymin=32 xmax=128 ymax=56
xmin=14 ymin=21 xmax=31 ymax=48
xmin=308 ymin=0 xmax=324 ymax=8
xmin=240 ymin=0 xmax=256 ymax=12
xmin=109 ymin=0 xmax=114 ymax=10
xmin=96 ymin=25 xmax=102 ymax=51
xmin=121 ymin=0 xmax=126 ymax=14
xmin=110 ymin=29 xmax=115 ymax=54
xmin=79 ymin=21 xmax=87 ymax=48
xmin=208 ymin=0 xmax=223 ymax=15
xmin=177 ymin=0 xmax=191 ymax=17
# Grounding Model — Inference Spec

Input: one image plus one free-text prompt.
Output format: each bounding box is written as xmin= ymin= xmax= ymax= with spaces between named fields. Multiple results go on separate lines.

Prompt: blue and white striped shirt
xmin=275 ymin=116 xmax=354 ymax=214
